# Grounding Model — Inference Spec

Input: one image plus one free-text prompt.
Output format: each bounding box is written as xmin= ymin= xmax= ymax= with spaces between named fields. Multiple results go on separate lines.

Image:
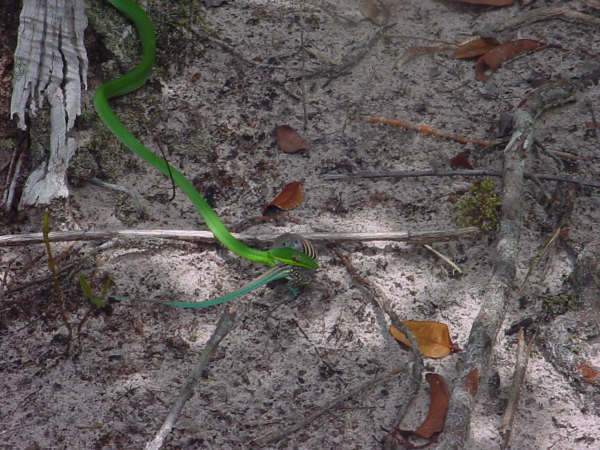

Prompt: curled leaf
xmin=263 ymin=181 xmax=304 ymax=215
xmin=476 ymin=39 xmax=545 ymax=81
xmin=275 ymin=125 xmax=310 ymax=153
xmin=393 ymin=373 xmax=450 ymax=445
xmin=415 ymin=373 xmax=450 ymax=438
xmin=389 ymin=321 xmax=460 ymax=358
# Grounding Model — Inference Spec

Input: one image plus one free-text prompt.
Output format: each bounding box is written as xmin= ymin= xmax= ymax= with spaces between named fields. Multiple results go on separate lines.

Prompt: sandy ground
xmin=1 ymin=0 xmax=600 ymax=449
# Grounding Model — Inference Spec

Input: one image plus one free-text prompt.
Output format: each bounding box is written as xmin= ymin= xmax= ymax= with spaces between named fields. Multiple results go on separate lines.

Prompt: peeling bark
xmin=10 ymin=0 xmax=88 ymax=206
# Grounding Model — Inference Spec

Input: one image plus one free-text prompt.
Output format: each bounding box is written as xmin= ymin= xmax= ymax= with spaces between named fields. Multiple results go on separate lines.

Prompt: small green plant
xmin=78 ymin=274 xmax=111 ymax=308
xmin=76 ymin=274 xmax=112 ymax=337
xmin=1 ymin=138 xmax=15 ymax=150
xmin=42 ymin=211 xmax=114 ymax=356
xmin=453 ymin=178 xmax=501 ymax=231
xmin=541 ymin=293 xmax=581 ymax=319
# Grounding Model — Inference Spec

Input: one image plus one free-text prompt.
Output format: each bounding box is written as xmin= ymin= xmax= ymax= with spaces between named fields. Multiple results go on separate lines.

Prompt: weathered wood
xmin=0 ymin=227 xmax=479 ymax=247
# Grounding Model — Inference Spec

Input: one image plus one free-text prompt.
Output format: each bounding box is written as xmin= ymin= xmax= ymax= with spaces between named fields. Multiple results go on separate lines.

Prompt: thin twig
xmin=500 ymin=329 xmax=536 ymax=450
xmin=366 ymin=116 xmax=496 ymax=147
xmin=0 ymin=227 xmax=479 ymax=247
xmin=497 ymin=6 xmax=600 ymax=32
xmin=42 ymin=212 xmax=72 ymax=356
xmin=423 ymin=244 xmax=463 ymax=275
xmin=299 ymin=22 xmax=308 ymax=132
xmin=145 ymin=306 xmax=238 ymax=450
xmin=291 ymin=23 xmax=395 ymax=86
xmin=87 ymin=178 xmax=145 ymax=215
xmin=516 ymin=226 xmax=562 ymax=298
xmin=151 ymin=135 xmax=176 ymax=202
xmin=2 ymin=131 xmax=28 ymax=212
xmin=335 ymin=250 xmax=424 ymax=444
xmin=230 ymin=214 xmax=302 ymax=233
xmin=4 ymin=151 xmax=24 ymax=212
xmin=4 ymin=242 xmax=118 ymax=295
xmin=323 ymin=169 xmax=600 ymax=189
xmin=194 ymin=30 xmax=288 ymax=70
xmin=251 ymin=367 xmax=405 ymax=448
xmin=293 ymin=319 xmax=340 ymax=381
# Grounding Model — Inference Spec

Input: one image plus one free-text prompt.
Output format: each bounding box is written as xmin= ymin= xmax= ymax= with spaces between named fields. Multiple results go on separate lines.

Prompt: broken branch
xmin=435 ymin=80 xmax=576 ymax=449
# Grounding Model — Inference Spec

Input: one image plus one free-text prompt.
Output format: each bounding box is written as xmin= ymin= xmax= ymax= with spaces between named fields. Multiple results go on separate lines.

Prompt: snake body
xmin=112 ymin=234 xmax=316 ymax=308
xmin=93 ymin=0 xmax=317 ymax=271
xmin=165 ymin=234 xmax=316 ymax=308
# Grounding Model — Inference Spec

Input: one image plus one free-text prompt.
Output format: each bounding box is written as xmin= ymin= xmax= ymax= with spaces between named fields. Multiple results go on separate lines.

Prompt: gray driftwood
xmin=11 ymin=0 xmax=88 ymax=206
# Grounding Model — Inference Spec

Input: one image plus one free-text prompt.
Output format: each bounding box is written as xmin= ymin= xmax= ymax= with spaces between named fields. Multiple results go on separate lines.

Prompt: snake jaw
xmin=268 ymin=247 xmax=318 ymax=269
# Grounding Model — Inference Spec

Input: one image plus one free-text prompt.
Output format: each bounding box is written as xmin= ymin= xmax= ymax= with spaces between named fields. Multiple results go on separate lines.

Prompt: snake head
xmin=269 ymin=233 xmax=318 ymax=269
xmin=268 ymin=247 xmax=318 ymax=269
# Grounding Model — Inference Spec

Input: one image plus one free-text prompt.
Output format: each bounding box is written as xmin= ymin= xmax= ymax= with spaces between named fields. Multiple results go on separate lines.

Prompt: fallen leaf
xmin=462 ymin=368 xmax=479 ymax=396
xmin=359 ymin=0 xmax=383 ymax=25
xmin=575 ymin=362 xmax=600 ymax=384
xmin=452 ymin=37 xmax=500 ymax=59
xmin=476 ymin=39 xmax=545 ymax=81
xmin=132 ymin=317 xmax=144 ymax=336
xmin=392 ymin=373 xmax=449 ymax=445
xmin=450 ymin=150 xmax=474 ymax=169
xmin=415 ymin=373 xmax=450 ymax=438
xmin=447 ymin=0 xmax=514 ymax=5
xmin=389 ymin=321 xmax=460 ymax=358
xmin=263 ymin=181 xmax=304 ymax=215
xmin=189 ymin=72 xmax=202 ymax=82
xmin=275 ymin=125 xmax=310 ymax=153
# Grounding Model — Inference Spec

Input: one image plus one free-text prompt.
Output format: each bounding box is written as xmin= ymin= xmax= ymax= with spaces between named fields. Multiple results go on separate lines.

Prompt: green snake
xmin=163 ymin=234 xmax=317 ymax=308
xmin=93 ymin=0 xmax=317 ymax=272
xmin=109 ymin=234 xmax=316 ymax=308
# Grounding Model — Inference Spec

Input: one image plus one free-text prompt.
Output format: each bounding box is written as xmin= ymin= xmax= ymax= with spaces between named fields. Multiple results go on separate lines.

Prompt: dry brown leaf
xmin=476 ymin=39 xmax=545 ymax=81
xmin=447 ymin=0 xmax=514 ymax=5
xmin=389 ymin=321 xmax=459 ymax=358
xmin=415 ymin=373 xmax=450 ymax=438
xmin=132 ymin=317 xmax=144 ymax=336
xmin=462 ymin=368 xmax=479 ymax=397
xmin=450 ymin=150 xmax=474 ymax=169
xmin=275 ymin=125 xmax=310 ymax=153
xmin=575 ymin=362 xmax=600 ymax=384
xmin=262 ymin=181 xmax=304 ymax=215
xmin=452 ymin=37 xmax=500 ymax=59
xmin=392 ymin=373 xmax=450 ymax=445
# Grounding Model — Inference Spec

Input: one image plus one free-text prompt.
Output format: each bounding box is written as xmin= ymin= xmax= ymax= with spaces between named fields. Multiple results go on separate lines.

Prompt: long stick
xmin=324 ymin=169 xmax=600 ymax=189
xmin=145 ymin=307 xmax=237 ymax=450
xmin=0 ymin=227 xmax=479 ymax=247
